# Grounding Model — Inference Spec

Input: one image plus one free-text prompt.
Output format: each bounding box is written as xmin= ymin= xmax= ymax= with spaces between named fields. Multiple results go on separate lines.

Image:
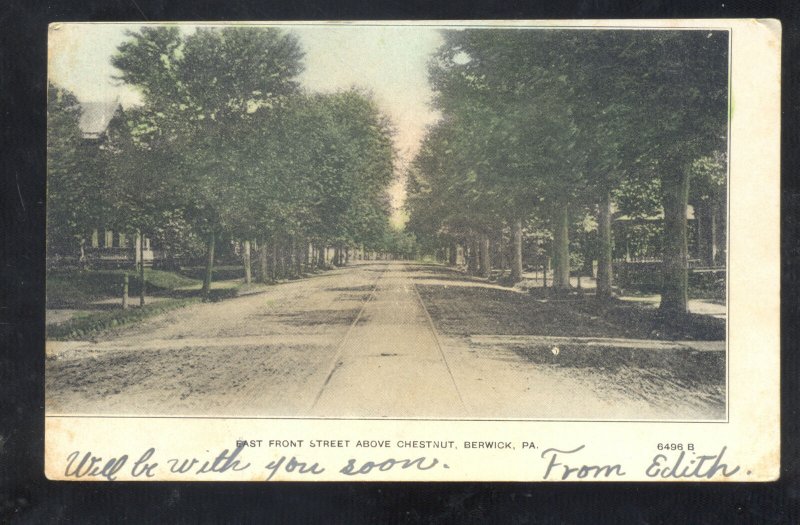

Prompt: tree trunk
xmin=695 ymin=200 xmax=717 ymax=267
xmin=543 ymin=259 xmax=548 ymax=288
xmin=660 ymin=169 xmax=690 ymax=317
xmin=710 ymin=202 xmax=719 ymax=266
xmin=296 ymin=239 xmax=303 ymax=275
xmin=468 ymin=237 xmax=479 ymax=274
xmin=448 ymin=240 xmax=458 ymax=266
xmin=580 ymin=231 xmax=593 ymax=277
xmin=243 ymin=240 xmax=252 ymax=284
xmin=596 ymin=191 xmax=614 ymax=301
xmin=282 ymin=243 xmax=288 ymax=277
xmin=289 ymin=236 xmax=298 ymax=278
xmin=510 ymin=218 xmax=523 ymax=283
xmin=318 ymin=244 xmax=326 ymax=267
xmin=78 ymin=238 xmax=87 ymax=269
xmin=552 ymin=205 xmax=571 ymax=290
xmin=480 ymin=233 xmax=491 ymax=278
xmin=259 ymin=240 xmax=269 ymax=283
xmin=714 ymin=196 xmax=726 ymax=266
xmin=494 ymin=235 xmax=506 ymax=271
xmin=275 ymin=243 xmax=283 ymax=280
xmin=139 ymin=231 xmax=146 ymax=306
xmin=122 ymin=273 xmax=129 ymax=309
xmin=201 ymin=231 xmax=215 ymax=301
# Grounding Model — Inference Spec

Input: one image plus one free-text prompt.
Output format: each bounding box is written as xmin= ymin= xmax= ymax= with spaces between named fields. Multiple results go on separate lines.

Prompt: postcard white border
xmin=45 ymin=19 xmax=781 ymax=481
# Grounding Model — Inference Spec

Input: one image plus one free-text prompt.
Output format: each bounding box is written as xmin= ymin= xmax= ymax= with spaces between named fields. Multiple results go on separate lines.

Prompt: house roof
xmin=79 ymin=100 xmax=121 ymax=139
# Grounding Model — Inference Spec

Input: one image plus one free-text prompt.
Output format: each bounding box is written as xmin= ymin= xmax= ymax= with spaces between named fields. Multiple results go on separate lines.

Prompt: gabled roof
xmin=79 ymin=100 xmax=121 ymax=139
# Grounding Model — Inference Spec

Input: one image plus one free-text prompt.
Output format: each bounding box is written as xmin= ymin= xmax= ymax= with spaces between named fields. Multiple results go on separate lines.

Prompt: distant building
xmin=612 ymin=205 xmax=726 ymax=292
xmin=79 ymin=100 xmax=122 ymax=141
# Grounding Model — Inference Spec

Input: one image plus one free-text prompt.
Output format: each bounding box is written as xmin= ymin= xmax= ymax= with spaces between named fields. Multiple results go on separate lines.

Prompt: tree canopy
xmin=48 ymin=27 xmax=402 ymax=295
xmin=406 ymin=28 xmax=728 ymax=317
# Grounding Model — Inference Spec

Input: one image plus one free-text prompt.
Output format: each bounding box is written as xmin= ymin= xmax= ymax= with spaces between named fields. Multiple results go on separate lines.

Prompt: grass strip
xmin=47 ymin=269 xmax=202 ymax=307
xmin=46 ymin=297 xmax=200 ymax=340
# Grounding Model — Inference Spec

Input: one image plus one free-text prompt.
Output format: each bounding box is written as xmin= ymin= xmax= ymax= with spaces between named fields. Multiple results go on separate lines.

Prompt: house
xmin=79 ymin=99 xmax=155 ymax=269
xmin=612 ymin=206 xmax=726 ymax=292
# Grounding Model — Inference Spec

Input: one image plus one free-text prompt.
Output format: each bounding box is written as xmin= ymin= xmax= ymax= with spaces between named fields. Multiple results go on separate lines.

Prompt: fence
xmin=613 ymin=259 xmax=726 ymax=293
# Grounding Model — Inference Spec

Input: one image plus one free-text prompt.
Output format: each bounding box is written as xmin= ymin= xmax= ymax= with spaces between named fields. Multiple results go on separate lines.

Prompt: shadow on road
xmin=261 ymin=308 xmax=363 ymax=326
xmin=324 ymin=285 xmax=377 ymax=292
xmin=411 ymin=264 xmax=725 ymax=341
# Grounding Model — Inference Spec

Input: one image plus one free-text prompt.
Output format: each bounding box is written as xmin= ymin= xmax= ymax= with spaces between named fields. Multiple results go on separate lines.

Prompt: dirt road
xmin=46 ymin=261 xmax=725 ymax=420
xmin=310 ymin=266 xmax=464 ymax=417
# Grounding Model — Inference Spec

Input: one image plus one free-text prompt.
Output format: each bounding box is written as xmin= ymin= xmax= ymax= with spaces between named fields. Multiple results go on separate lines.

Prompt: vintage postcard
xmin=44 ymin=19 xmax=780 ymax=481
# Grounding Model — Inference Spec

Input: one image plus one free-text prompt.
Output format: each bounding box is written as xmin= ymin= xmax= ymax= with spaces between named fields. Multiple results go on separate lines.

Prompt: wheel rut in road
xmin=309 ymin=265 xmax=466 ymax=418
xmin=46 ymin=261 xmax=724 ymax=420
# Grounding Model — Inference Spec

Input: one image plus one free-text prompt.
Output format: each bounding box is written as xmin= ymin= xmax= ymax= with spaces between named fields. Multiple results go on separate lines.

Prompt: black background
xmin=2 ymin=1 xmax=798 ymax=523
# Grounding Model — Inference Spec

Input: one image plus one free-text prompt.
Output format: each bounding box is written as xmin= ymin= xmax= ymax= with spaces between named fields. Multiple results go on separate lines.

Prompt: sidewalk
xmin=517 ymin=272 xmax=726 ymax=320
xmin=618 ymin=295 xmax=726 ymax=319
xmin=469 ymin=334 xmax=724 ymax=352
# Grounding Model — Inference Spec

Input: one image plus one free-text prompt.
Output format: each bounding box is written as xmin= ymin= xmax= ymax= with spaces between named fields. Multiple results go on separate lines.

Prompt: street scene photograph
xmin=46 ymin=23 xmax=728 ymax=421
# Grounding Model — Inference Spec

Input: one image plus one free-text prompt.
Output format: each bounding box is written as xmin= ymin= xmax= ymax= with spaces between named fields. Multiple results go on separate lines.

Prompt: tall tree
xmin=622 ymin=31 xmax=728 ymax=316
xmin=413 ymin=29 xmax=727 ymax=319
xmin=111 ymin=27 xmax=305 ymax=299
xmin=46 ymin=83 xmax=101 ymax=262
xmin=426 ymin=30 xmax=585 ymax=285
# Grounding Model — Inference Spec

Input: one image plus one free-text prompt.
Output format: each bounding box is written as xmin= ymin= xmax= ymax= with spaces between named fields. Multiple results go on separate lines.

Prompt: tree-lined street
xmin=46 ymin=26 xmax=729 ymax=421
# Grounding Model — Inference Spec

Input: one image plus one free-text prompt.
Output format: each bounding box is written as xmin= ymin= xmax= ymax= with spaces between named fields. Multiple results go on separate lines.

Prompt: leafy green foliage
xmin=407 ymin=29 xmax=728 ymax=309
xmin=47 ymin=83 xmax=102 ymax=255
xmin=690 ymin=152 xmax=727 ymax=206
xmin=109 ymin=27 xmax=306 ymax=240
xmin=49 ymin=26 xmax=397 ymax=286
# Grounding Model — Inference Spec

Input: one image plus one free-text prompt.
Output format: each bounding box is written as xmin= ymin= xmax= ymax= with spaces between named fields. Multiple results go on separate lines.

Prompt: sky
xmin=47 ymin=23 xmax=446 ymax=226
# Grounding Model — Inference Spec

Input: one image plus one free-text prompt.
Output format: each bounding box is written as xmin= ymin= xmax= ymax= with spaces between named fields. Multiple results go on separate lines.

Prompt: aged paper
xmin=45 ymin=19 xmax=780 ymax=481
